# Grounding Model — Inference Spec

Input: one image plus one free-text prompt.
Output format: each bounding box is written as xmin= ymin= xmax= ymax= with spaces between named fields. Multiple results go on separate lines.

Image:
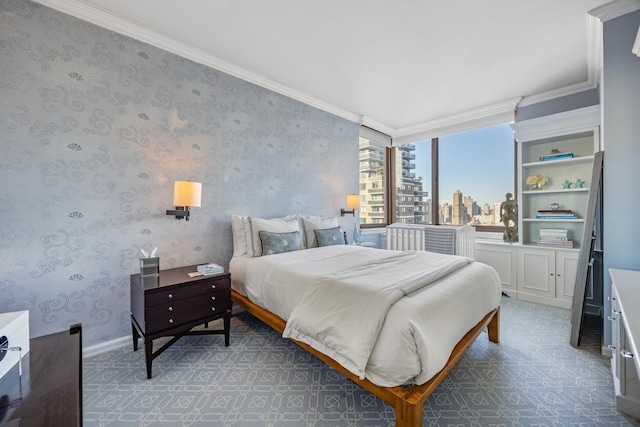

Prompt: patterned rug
xmin=83 ymin=296 xmax=640 ymax=426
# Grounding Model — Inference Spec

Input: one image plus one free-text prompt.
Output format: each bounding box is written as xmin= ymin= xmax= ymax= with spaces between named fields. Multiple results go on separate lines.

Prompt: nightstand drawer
xmin=145 ymin=277 xmax=230 ymax=307
xmin=145 ymin=298 xmax=232 ymax=334
xmin=145 ymin=288 xmax=231 ymax=320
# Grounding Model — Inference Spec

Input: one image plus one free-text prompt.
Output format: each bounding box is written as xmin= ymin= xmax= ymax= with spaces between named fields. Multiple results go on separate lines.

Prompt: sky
xmin=412 ymin=123 xmax=515 ymax=208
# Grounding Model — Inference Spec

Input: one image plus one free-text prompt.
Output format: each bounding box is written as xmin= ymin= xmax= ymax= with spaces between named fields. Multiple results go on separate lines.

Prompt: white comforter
xmin=230 ymin=245 xmax=501 ymax=387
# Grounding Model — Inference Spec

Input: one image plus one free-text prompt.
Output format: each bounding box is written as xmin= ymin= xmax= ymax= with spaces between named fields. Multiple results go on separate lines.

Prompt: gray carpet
xmin=83 ymin=297 xmax=640 ymax=426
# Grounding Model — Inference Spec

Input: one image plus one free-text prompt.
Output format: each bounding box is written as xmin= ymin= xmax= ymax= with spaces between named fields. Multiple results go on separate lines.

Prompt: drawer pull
xmin=211 ymin=307 xmax=216 ymax=311
xmin=608 ymin=296 xmax=616 ymax=301
xmin=168 ymin=319 xmax=173 ymax=324
xmin=211 ymin=284 xmax=216 ymax=289
xmin=168 ymin=294 xmax=173 ymax=299
xmin=608 ymin=344 xmax=616 ymax=350
xmin=211 ymin=296 xmax=216 ymax=301
xmin=168 ymin=307 xmax=173 ymax=312
xmin=621 ymin=350 xmax=634 ymax=358
xmin=608 ymin=315 xmax=616 ymax=321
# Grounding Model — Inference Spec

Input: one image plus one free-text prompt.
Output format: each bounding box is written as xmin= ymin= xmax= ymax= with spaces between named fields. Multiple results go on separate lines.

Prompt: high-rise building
xmin=359 ymin=139 xmax=429 ymax=225
xmin=452 ymin=189 xmax=464 ymax=225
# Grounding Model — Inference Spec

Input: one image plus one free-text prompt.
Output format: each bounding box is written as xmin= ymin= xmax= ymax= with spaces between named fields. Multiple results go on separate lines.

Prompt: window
xmin=360 ymin=122 xmax=514 ymax=229
xmin=359 ymin=136 xmax=388 ymax=225
xmin=437 ymin=123 xmax=515 ymax=227
xmin=394 ymin=143 xmax=431 ymax=224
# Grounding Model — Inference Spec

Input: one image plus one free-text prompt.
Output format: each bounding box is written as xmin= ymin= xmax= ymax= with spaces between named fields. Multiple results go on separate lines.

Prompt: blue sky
xmin=412 ymin=123 xmax=515 ymax=208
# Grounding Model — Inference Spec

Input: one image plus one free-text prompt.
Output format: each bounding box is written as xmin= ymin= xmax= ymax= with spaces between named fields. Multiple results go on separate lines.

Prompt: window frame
xmin=358 ymin=124 xmax=517 ymax=231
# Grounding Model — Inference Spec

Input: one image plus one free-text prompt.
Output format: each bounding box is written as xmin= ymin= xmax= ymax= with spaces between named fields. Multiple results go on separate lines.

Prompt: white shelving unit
xmin=512 ymin=106 xmax=600 ymax=250
xmin=476 ymin=105 xmax=601 ymax=309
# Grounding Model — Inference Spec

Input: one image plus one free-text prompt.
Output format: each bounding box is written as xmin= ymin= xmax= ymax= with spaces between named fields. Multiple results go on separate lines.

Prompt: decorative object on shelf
xmin=166 ymin=181 xmax=202 ymax=221
xmin=500 ymin=193 xmax=518 ymax=242
xmin=537 ymin=227 xmax=574 ymax=248
xmin=550 ymin=202 xmax=560 ymax=210
xmin=341 ymin=194 xmax=360 ymax=216
xmin=562 ymin=180 xmax=573 ymax=189
xmin=526 ymin=174 xmax=548 ymax=190
xmin=575 ymin=179 xmax=585 ymax=188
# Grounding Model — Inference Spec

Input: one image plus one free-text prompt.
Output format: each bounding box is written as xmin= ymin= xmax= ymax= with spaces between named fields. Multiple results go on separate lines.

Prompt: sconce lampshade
xmin=346 ymin=194 xmax=360 ymax=209
xmin=174 ymin=181 xmax=202 ymax=207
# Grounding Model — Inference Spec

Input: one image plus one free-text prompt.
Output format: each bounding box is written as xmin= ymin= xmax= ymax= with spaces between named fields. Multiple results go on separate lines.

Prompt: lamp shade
xmin=173 ymin=181 xmax=202 ymax=207
xmin=346 ymin=194 xmax=360 ymax=209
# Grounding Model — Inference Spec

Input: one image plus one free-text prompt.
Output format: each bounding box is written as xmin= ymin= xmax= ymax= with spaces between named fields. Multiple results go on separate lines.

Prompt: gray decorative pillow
xmin=314 ymin=226 xmax=345 ymax=247
xmin=259 ymin=230 xmax=301 ymax=256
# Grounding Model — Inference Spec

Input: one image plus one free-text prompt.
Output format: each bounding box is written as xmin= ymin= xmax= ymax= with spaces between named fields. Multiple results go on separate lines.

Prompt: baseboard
xmin=83 ymin=335 xmax=130 ymax=359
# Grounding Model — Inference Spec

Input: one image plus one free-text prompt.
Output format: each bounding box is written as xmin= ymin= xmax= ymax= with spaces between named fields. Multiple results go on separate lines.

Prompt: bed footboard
xmin=231 ymin=290 xmax=500 ymax=427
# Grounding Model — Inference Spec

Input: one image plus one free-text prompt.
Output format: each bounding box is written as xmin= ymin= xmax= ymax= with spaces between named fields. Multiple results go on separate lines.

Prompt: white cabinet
xmin=511 ymin=105 xmax=600 ymax=249
xmin=517 ymin=247 xmax=578 ymax=309
xmin=609 ymin=269 xmax=640 ymax=418
xmin=474 ymin=242 xmax=577 ymax=309
xmin=475 ymin=241 xmax=517 ymax=296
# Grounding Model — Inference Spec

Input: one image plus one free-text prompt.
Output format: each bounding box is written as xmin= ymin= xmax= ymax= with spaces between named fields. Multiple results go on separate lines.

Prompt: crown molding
xmin=589 ymin=0 xmax=640 ymax=22
xmin=32 ymin=0 xmax=362 ymax=125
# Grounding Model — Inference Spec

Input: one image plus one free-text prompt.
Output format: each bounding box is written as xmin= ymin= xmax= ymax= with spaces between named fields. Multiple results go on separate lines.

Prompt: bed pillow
xmin=302 ymin=215 xmax=339 ymax=248
xmin=259 ymin=231 xmax=301 ymax=256
xmin=231 ymin=215 xmax=250 ymax=256
xmin=248 ymin=216 xmax=301 ymax=257
xmin=315 ymin=226 xmax=346 ymax=247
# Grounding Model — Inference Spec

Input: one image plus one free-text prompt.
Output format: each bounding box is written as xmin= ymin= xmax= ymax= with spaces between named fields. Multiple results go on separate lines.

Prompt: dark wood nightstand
xmin=130 ymin=265 xmax=232 ymax=379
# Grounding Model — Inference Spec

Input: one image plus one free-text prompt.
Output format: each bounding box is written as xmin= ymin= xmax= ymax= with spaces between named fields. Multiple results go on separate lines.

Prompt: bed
xmin=229 ymin=214 xmax=501 ymax=427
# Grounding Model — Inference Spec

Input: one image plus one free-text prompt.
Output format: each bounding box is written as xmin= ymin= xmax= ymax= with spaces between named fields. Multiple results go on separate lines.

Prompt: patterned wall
xmin=0 ymin=0 xmax=359 ymax=347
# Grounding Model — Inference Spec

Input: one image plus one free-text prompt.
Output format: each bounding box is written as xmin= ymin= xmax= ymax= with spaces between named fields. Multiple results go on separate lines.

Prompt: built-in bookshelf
xmin=512 ymin=106 xmax=600 ymax=250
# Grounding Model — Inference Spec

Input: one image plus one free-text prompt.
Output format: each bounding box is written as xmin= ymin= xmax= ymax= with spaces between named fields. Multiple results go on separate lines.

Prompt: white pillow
xmin=231 ymin=215 xmax=250 ymax=256
xmin=247 ymin=216 xmax=301 ymax=257
xmin=301 ymin=215 xmax=339 ymax=248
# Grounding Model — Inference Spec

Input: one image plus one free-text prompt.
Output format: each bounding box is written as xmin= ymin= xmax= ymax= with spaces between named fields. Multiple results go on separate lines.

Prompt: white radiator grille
xmin=386 ymin=224 xmax=475 ymax=258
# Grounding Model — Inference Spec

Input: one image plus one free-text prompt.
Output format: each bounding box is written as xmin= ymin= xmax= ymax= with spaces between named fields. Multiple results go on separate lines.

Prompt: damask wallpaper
xmin=0 ymin=0 xmax=359 ymax=348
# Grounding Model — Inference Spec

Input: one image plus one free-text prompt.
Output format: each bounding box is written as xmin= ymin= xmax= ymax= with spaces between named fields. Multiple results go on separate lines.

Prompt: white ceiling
xmin=34 ymin=0 xmax=620 ymax=136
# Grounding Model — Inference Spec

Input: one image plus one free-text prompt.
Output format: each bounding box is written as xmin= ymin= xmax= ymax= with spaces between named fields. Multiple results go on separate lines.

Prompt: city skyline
xmin=412 ymin=123 xmax=515 ymax=207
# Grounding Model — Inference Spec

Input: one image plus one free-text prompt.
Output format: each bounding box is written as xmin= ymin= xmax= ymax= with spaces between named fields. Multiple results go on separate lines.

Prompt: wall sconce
xmin=341 ymin=194 xmax=360 ymax=216
xmin=166 ymin=181 xmax=202 ymax=221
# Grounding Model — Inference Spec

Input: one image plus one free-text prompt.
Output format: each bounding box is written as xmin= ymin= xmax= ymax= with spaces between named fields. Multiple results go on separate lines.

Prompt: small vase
xmin=353 ymin=223 xmax=360 ymax=244
xmin=530 ymin=183 xmax=544 ymax=191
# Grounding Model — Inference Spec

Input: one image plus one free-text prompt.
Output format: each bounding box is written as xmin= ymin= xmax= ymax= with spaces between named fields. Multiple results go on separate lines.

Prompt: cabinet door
xmin=555 ymin=251 xmax=579 ymax=305
xmin=475 ymin=243 xmax=517 ymax=296
xmin=518 ymin=248 xmax=555 ymax=303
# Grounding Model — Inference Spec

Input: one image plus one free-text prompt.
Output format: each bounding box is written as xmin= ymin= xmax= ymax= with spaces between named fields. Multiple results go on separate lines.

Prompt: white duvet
xmin=230 ymin=245 xmax=501 ymax=387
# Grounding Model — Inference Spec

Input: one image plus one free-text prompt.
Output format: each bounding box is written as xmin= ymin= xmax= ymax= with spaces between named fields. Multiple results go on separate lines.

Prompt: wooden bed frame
xmin=232 ymin=290 xmax=500 ymax=427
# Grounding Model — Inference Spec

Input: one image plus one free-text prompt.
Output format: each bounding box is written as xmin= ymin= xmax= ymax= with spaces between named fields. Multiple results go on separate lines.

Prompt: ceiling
xmin=34 ymin=0 xmax=618 ymax=136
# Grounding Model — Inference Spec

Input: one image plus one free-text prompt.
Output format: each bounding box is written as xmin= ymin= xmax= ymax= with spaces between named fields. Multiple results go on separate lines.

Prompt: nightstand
xmin=130 ymin=265 xmax=232 ymax=378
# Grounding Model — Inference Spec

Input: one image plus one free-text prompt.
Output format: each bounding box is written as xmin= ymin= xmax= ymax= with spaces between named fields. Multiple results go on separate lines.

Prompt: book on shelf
xmin=538 ymin=152 xmax=574 ymax=162
xmin=535 ymin=210 xmax=578 ymax=219
xmin=536 ymin=239 xmax=574 ymax=248
xmin=197 ymin=263 xmax=224 ymax=275
xmin=539 ymin=228 xmax=568 ymax=241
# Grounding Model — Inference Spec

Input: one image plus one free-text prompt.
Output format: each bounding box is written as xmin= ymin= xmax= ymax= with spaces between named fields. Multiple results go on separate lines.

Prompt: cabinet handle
xmin=168 ymin=294 xmax=173 ymax=299
xmin=211 ymin=307 xmax=215 ymax=311
xmin=621 ymin=350 xmax=634 ymax=358
xmin=168 ymin=307 xmax=173 ymax=312
xmin=556 ymin=274 xmax=561 ymax=277
xmin=168 ymin=319 xmax=173 ymax=324
xmin=607 ymin=315 xmax=616 ymax=321
xmin=608 ymin=344 xmax=616 ymax=350
xmin=211 ymin=296 xmax=216 ymax=301
xmin=608 ymin=296 xmax=616 ymax=301
xmin=211 ymin=284 xmax=216 ymax=289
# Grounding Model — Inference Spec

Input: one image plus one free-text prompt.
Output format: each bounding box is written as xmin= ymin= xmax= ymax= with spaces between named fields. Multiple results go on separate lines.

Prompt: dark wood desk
xmin=0 ymin=325 xmax=82 ymax=427
xmin=130 ymin=265 xmax=232 ymax=378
